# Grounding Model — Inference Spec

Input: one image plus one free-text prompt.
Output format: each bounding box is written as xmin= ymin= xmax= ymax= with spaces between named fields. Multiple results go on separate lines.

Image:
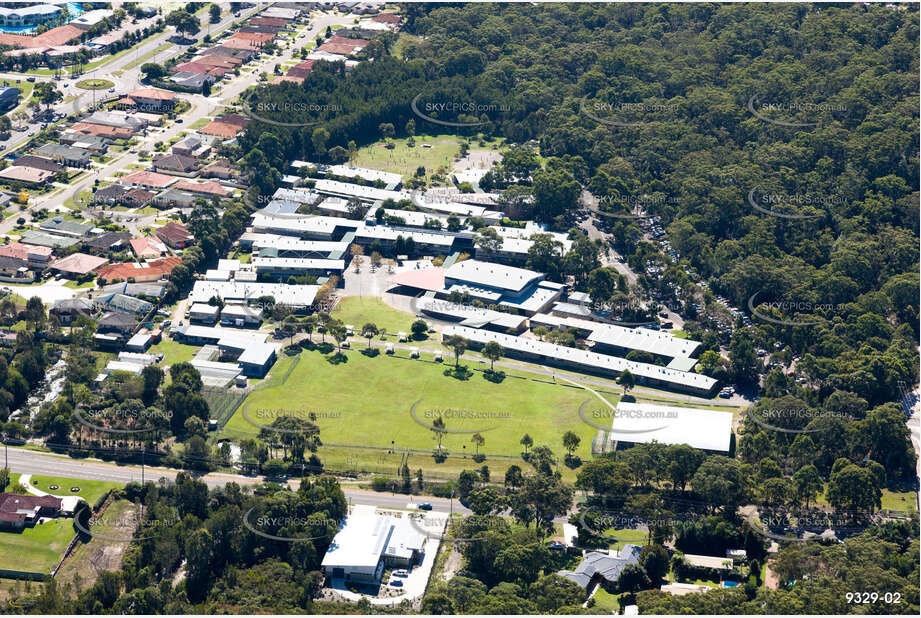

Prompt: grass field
xmin=221 ymin=342 xmax=611 ymax=464
xmin=13 ymin=474 xmax=121 ymax=507
xmin=601 ymin=527 xmax=648 ymax=550
xmin=349 ymin=135 xmax=463 ymax=184
xmin=0 ymin=519 xmax=74 ymax=573
xmin=332 ymin=296 xmax=422 ymax=339
xmin=148 ymin=338 xmax=200 ymax=367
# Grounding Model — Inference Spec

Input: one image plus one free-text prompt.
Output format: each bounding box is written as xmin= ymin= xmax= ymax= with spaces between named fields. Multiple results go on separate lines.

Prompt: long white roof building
xmin=442 ymin=325 xmax=719 ymax=395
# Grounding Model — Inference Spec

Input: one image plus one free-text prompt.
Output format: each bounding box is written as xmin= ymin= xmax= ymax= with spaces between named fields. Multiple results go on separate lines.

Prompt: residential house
xmin=34 ymin=143 xmax=91 ymax=168
xmin=18 ymin=230 xmax=80 ymax=250
xmin=200 ymin=159 xmax=239 ymax=180
xmin=0 ymin=493 xmax=63 ymax=530
xmin=173 ymin=179 xmax=229 ymax=198
xmin=0 ymin=255 xmax=31 ymax=281
xmin=153 ymin=153 xmax=199 ymax=175
xmin=83 ymin=231 xmax=132 ymax=254
xmin=124 ymin=188 xmax=156 ymax=207
xmin=130 ymin=236 xmax=168 ymax=259
xmin=39 ymin=218 xmax=94 ymax=238
xmin=49 ymin=252 xmax=108 ymax=279
xmin=92 ymin=184 xmax=129 ymax=206
xmin=70 ymin=122 xmax=135 ymax=140
xmin=172 ymin=135 xmax=211 ymax=158
xmin=59 ymin=134 xmax=110 ymax=153
xmin=156 ymin=222 xmax=194 ymax=249
xmin=121 ymin=170 xmax=178 ymax=190
xmin=0 ymin=241 xmax=52 ymax=267
xmin=50 ymin=297 xmax=95 ymax=325
xmin=557 ymin=546 xmax=644 ymax=591
xmin=199 ymin=114 xmax=250 ymax=138
xmin=96 ymin=310 xmax=137 ymax=337
xmin=170 ymin=72 xmax=212 ymax=90
xmin=117 ymin=88 xmax=177 ymax=112
xmin=151 ymin=188 xmax=197 ymax=209
xmin=96 ymin=256 xmax=182 ymax=284
xmin=0 ymin=166 xmax=55 ymax=185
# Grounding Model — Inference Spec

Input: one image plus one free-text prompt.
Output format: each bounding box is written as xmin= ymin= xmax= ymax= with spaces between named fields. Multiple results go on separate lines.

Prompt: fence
xmin=203 ymin=386 xmax=249 ymax=428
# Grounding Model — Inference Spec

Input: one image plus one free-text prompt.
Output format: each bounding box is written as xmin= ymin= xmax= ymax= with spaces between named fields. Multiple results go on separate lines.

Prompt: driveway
xmin=3 ymin=279 xmax=76 ymax=304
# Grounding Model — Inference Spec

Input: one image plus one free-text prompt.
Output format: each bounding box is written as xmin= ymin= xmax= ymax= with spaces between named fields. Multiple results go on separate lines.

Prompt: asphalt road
xmin=2 ymin=444 xmax=473 ymax=515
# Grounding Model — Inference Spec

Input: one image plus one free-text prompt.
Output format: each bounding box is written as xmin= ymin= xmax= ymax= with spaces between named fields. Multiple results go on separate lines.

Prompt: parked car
xmin=418 ymin=503 xmax=433 ymax=511
xmin=392 ymin=569 xmax=409 ymax=578
xmin=388 ymin=580 xmax=403 ymax=588
xmin=718 ymin=391 xmax=732 ymax=399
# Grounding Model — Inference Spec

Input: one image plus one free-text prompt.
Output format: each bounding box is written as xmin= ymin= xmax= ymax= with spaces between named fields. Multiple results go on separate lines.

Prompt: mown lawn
xmin=348 ymin=134 xmax=462 ymax=184
xmin=331 ymin=296 xmax=421 ymax=338
xmin=148 ymin=338 xmax=200 ymax=367
xmin=221 ymin=343 xmax=609 ymax=464
xmin=0 ymin=519 xmax=75 ymax=573
xmin=19 ymin=474 xmax=122 ymax=507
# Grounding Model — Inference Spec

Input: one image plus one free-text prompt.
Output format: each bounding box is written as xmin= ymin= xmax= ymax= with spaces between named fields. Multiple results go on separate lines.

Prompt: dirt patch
xmin=453 ymin=148 xmax=501 ymax=173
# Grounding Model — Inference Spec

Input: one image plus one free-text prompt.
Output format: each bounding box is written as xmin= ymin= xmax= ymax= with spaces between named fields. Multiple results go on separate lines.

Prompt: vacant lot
xmin=55 ymin=500 xmax=137 ymax=592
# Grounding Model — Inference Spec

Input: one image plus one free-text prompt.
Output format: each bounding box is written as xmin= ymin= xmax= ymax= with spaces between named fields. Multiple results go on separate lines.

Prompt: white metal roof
xmin=238 ymin=343 xmax=277 ymax=366
xmin=252 ymin=257 xmax=345 ymax=271
xmin=445 ymin=259 xmax=543 ymax=293
xmin=609 ymin=402 xmax=733 ymax=452
xmin=189 ymin=280 xmax=320 ymax=308
xmin=441 ymin=325 xmax=719 ymax=392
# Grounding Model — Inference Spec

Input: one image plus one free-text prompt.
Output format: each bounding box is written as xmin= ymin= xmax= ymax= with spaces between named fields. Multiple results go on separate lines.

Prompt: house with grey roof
xmin=39 ymin=218 xmax=94 ymax=238
xmin=557 ymin=545 xmax=644 ymax=591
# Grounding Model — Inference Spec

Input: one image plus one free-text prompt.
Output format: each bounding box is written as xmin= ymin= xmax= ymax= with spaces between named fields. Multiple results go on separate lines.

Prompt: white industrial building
xmin=321 ymin=505 xmax=427 ymax=584
xmin=603 ymin=401 xmax=733 ymax=452
xmin=188 ymin=280 xmax=321 ymax=309
xmin=529 ymin=313 xmax=702 ymax=362
xmin=441 ymin=325 xmax=719 ymax=395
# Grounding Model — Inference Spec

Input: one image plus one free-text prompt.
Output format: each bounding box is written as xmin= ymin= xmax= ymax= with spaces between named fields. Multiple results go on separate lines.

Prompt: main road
xmin=2 ymin=444 xmax=474 ymax=515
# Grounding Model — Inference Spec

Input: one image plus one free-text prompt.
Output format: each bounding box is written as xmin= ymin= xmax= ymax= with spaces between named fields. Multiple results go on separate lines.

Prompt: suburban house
xmin=156 ymin=222 xmax=194 ymax=249
xmin=130 ymin=236 xmax=169 ymax=259
xmin=82 ymin=231 xmax=132 ymax=254
xmin=117 ymin=88 xmax=177 ymax=112
xmin=121 ymin=170 xmax=178 ymax=190
xmin=173 ymin=179 xmax=230 ymax=198
xmin=153 ymin=153 xmax=199 ymax=175
xmin=35 ymin=143 xmax=92 ymax=168
xmin=92 ymin=185 xmax=128 ymax=205
xmin=96 ymin=256 xmax=182 ymax=284
xmin=172 ymin=135 xmax=211 ymax=158
xmin=50 ymin=297 xmax=95 ymax=325
xmin=199 ymin=114 xmax=250 ymax=138
xmin=39 ymin=218 xmax=94 ymax=238
xmin=0 ymin=166 xmax=55 ymax=185
xmin=0 ymin=242 xmax=53 ymax=267
xmin=49 ymin=252 xmax=109 ymax=279
xmin=0 ymin=493 xmax=63 ymax=530
xmin=557 ymin=545 xmax=644 ymax=591
xmin=0 ymin=255 xmax=31 ymax=281
xmin=14 ymin=154 xmax=64 ymax=175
